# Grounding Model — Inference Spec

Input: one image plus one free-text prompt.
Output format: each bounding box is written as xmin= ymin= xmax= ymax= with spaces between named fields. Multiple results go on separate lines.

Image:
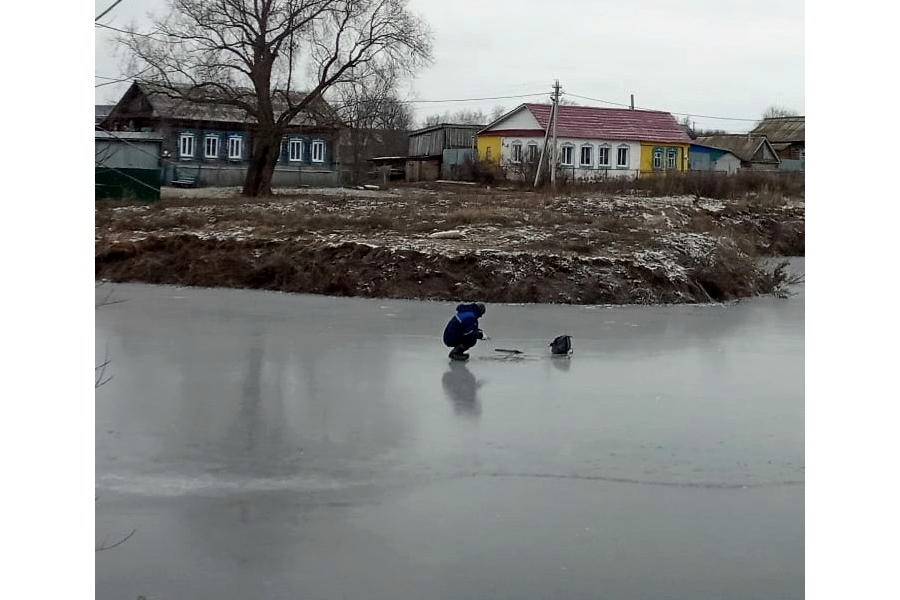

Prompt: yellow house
xmin=476 ymin=135 xmax=502 ymax=164
xmin=476 ymin=103 xmax=692 ymax=178
xmin=639 ymin=143 xmax=690 ymax=173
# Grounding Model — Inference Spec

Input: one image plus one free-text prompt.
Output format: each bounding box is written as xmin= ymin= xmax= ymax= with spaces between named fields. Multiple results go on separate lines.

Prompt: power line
xmin=95 ymin=67 xmax=153 ymax=88
xmin=564 ymin=92 xmax=761 ymax=123
xmin=564 ymin=92 xmax=631 ymax=109
xmin=95 ymin=159 xmax=163 ymax=195
xmin=91 ymin=78 xmax=547 ymax=105
xmin=95 ymin=21 xmax=136 ymax=34
xmin=95 ymin=78 xmax=131 ymax=88
xmin=403 ymin=92 xmax=548 ymax=104
xmin=95 ymin=0 xmax=125 ymax=22
xmin=95 ymin=22 xmax=173 ymax=42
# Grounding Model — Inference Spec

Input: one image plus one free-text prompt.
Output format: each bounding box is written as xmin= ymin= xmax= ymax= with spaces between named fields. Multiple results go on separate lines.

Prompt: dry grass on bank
xmin=96 ymin=181 xmax=804 ymax=304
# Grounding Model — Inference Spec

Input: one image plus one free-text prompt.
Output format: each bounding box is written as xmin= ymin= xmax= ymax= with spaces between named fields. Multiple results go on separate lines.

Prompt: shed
xmin=694 ymin=135 xmax=781 ymax=171
xmin=367 ymin=156 xmax=407 ymax=183
xmin=406 ymin=123 xmax=483 ymax=181
xmin=689 ymin=143 xmax=742 ymax=174
xmin=95 ymin=131 xmax=164 ymax=201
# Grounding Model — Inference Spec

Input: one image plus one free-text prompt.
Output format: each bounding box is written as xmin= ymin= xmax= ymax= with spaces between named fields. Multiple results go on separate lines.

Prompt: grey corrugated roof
xmin=750 ymin=116 xmax=805 ymax=143
xmin=695 ymin=135 xmax=779 ymax=163
xmin=409 ymin=123 xmax=485 ymax=137
xmin=122 ymin=81 xmax=340 ymax=127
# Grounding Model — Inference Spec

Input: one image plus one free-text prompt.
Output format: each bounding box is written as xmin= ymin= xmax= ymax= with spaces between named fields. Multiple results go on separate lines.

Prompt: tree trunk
xmin=243 ymin=58 xmax=279 ymax=198
xmin=243 ymin=125 xmax=282 ymax=197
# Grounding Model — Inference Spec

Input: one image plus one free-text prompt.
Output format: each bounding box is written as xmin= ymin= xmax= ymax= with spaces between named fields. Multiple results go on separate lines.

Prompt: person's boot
xmin=449 ymin=345 xmax=469 ymax=360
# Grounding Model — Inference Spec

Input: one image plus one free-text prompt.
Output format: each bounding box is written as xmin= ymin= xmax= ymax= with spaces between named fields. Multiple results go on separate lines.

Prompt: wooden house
xmin=751 ymin=116 xmax=804 ymax=170
xmin=100 ymin=81 xmax=342 ymax=187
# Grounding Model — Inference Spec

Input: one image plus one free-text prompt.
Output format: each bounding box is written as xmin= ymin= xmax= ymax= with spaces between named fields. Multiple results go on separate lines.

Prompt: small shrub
xmin=471 ymin=159 xmax=505 ymax=185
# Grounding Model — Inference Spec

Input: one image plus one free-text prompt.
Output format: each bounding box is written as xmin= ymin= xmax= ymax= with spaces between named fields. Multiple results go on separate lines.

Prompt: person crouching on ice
xmin=443 ymin=302 xmax=487 ymax=361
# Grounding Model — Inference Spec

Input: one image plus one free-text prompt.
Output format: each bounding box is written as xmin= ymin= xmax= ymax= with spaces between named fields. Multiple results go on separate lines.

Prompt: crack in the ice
xmin=457 ymin=471 xmax=804 ymax=490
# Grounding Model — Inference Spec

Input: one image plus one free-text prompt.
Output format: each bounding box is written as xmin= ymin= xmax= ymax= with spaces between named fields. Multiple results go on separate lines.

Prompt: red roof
xmin=524 ymin=103 xmax=691 ymax=144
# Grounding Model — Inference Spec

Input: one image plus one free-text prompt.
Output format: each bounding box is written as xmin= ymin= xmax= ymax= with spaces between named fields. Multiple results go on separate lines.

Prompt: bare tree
xmin=421 ymin=113 xmax=444 ymax=127
xmin=421 ymin=107 xmax=493 ymax=128
xmin=333 ymin=67 xmax=413 ymax=183
xmin=694 ymin=127 xmax=729 ymax=137
xmin=121 ymin=0 xmax=432 ymax=197
xmin=761 ymin=105 xmax=800 ymax=119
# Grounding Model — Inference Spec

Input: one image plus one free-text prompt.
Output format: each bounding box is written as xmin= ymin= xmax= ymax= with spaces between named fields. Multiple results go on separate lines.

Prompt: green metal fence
xmin=95 ymin=168 xmax=162 ymax=201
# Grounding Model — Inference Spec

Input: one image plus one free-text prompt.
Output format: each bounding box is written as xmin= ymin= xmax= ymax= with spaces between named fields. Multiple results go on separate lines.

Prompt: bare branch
xmin=96 ymin=529 xmax=136 ymax=552
xmin=96 ymin=341 xmax=114 ymax=389
xmin=95 ymin=282 xmax=128 ymax=309
xmin=115 ymin=0 xmax=432 ymax=196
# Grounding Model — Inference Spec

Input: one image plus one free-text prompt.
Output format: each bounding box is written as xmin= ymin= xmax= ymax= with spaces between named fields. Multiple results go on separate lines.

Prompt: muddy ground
xmin=95 ymin=184 xmax=804 ymax=304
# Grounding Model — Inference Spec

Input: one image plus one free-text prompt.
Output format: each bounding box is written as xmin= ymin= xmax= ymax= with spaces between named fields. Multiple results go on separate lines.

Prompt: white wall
xmin=490 ymin=106 xmax=542 ymax=130
xmin=713 ymin=154 xmax=741 ymax=175
xmin=499 ymin=136 xmax=641 ymax=179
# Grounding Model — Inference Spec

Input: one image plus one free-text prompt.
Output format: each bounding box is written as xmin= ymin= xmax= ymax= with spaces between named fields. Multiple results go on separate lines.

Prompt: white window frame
xmin=598 ymin=144 xmax=611 ymax=168
xmin=666 ymin=148 xmax=677 ymax=169
xmin=616 ymin=145 xmax=629 ymax=168
xmin=228 ymin=136 xmax=243 ymax=160
xmin=179 ymin=133 xmax=194 ymax=159
xmin=580 ymin=144 xmax=593 ymax=167
xmin=653 ymin=148 xmax=663 ymax=170
xmin=204 ymin=135 xmax=219 ymax=159
xmin=511 ymin=141 xmax=523 ymax=163
xmin=288 ymin=139 xmax=304 ymax=162
xmin=560 ymin=144 xmax=574 ymax=166
xmin=527 ymin=143 xmax=539 ymax=162
xmin=311 ymin=140 xmax=325 ymax=163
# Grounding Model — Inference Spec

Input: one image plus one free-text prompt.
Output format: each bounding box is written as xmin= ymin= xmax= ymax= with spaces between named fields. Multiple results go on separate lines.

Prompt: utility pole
xmin=534 ymin=80 xmax=560 ymax=188
xmin=533 ymin=102 xmax=553 ymax=188
xmin=550 ymin=79 xmax=560 ymax=189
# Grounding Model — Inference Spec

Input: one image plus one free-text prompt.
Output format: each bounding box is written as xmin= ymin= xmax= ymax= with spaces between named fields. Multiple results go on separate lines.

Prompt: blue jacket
xmin=443 ymin=303 xmax=485 ymax=347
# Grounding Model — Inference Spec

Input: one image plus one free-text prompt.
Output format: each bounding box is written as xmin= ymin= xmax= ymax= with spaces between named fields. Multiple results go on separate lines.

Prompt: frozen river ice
xmin=96 ymin=260 xmax=804 ymax=599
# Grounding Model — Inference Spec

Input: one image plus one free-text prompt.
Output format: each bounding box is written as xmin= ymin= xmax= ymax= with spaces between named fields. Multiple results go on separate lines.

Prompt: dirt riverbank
xmin=95 ymin=184 xmax=804 ymax=304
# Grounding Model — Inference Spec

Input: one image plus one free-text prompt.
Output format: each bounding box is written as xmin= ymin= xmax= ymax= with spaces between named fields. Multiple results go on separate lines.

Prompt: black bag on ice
xmin=549 ymin=335 xmax=573 ymax=355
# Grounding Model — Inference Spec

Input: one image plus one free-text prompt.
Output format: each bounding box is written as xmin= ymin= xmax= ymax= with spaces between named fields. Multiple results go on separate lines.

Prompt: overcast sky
xmin=95 ymin=0 xmax=804 ymax=132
